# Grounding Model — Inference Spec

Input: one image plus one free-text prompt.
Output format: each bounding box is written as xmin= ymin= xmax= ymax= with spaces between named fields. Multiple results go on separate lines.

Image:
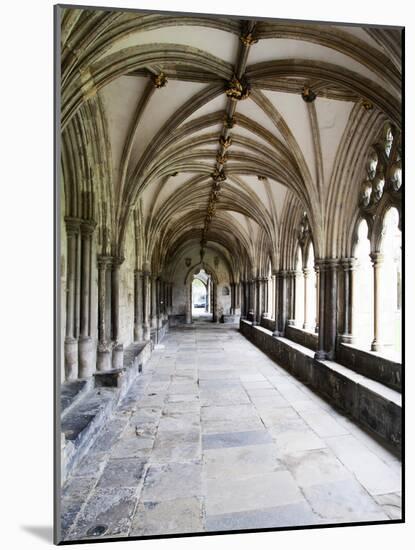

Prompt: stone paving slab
xmin=67 ymin=487 xmax=137 ymax=540
xmin=203 ymin=443 xmax=283 ymax=479
xmin=204 ymin=470 xmax=305 ymax=515
xmin=205 ymin=502 xmax=322 ymax=531
xmin=141 ymin=461 xmax=203 ymax=501
xmin=97 ymin=458 xmax=147 ymax=489
xmin=301 ymin=478 xmax=389 ymax=522
xmin=325 ymin=435 xmax=401 ymax=495
xmin=62 ymin=325 xmax=402 ymax=541
xmin=202 ymin=430 xmax=273 ymax=450
xmin=130 ymin=497 xmax=203 ymax=536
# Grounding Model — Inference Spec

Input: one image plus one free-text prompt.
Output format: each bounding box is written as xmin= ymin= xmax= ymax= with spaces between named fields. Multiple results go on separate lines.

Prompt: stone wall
xmin=170 ymin=248 xmax=232 ymax=316
xmin=337 ymin=343 xmax=402 ymax=392
xmin=240 ymin=320 xmax=401 ymax=454
xmin=285 ymin=325 xmax=318 ymax=351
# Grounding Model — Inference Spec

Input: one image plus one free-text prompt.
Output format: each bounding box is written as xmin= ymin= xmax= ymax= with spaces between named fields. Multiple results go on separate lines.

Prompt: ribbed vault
xmin=60 ymin=7 xmax=402 ymax=280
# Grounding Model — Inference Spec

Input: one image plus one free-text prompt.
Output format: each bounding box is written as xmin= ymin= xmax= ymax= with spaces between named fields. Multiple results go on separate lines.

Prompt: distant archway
xmin=192 ymin=269 xmax=212 ymax=321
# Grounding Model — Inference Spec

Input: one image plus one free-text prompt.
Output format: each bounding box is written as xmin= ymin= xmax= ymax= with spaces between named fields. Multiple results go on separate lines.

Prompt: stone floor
xmin=61 ymin=324 xmax=402 ymax=542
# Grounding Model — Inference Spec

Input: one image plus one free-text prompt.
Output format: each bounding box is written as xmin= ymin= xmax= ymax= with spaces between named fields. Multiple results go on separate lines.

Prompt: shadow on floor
xmin=21 ymin=525 xmax=53 ymax=543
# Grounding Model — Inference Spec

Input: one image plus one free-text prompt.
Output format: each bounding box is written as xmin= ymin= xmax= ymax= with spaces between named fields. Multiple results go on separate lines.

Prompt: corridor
xmin=61 ymin=325 xmax=401 ymax=541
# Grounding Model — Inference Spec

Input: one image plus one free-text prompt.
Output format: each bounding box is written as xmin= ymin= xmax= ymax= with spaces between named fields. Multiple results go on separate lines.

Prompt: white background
xmin=0 ymin=0 xmax=412 ymax=548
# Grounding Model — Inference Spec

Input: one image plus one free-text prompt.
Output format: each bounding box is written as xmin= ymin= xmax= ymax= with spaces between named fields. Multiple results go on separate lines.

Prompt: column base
xmin=64 ymin=338 xmax=78 ymax=380
xmin=143 ymin=324 xmax=151 ymax=341
xmin=272 ymin=330 xmax=281 ymax=337
xmin=78 ymin=337 xmax=95 ymax=378
xmin=112 ymin=343 xmax=124 ymax=370
xmin=303 ymin=323 xmax=314 ymax=332
xmin=97 ymin=344 xmax=112 ymax=372
xmin=287 ymin=318 xmax=295 ymax=326
xmin=314 ymin=350 xmax=329 ymax=360
xmin=340 ymin=333 xmax=355 ymax=344
xmin=134 ymin=324 xmax=143 ymax=342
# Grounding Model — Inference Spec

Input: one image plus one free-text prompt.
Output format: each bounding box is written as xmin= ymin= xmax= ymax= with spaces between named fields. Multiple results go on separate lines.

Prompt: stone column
xmin=303 ymin=267 xmax=313 ymax=331
xmin=274 ymin=271 xmax=288 ymax=336
xmin=235 ymin=281 xmax=241 ymax=313
xmin=340 ymin=259 xmax=357 ymax=344
xmin=371 ymin=252 xmax=385 ymax=352
xmin=206 ymin=279 xmax=211 ymax=313
xmin=315 ymin=261 xmax=326 ymax=359
xmin=287 ymin=271 xmax=296 ymax=326
xmin=97 ymin=256 xmax=112 ymax=371
xmin=156 ymin=278 xmax=163 ymax=329
xmin=64 ymin=218 xmax=80 ymax=380
xmin=263 ymin=278 xmax=269 ymax=317
xmin=314 ymin=264 xmax=320 ymax=333
xmin=325 ymin=260 xmax=339 ymax=359
xmin=314 ymin=260 xmax=338 ymax=360
xmin=249 ymin=279 xmax=257 ymax=325
xmin=271 ymin=274 xmax=276 ymax=320
xmin=255 ymin=278 xmax=261 ymax=325
xmin=151 ymin=275 xmax=157 ymax=329
xmin=134 ymin=269 xmax=143 ymax=341
xmin=169 ymin=283 xmax=173 ymax=315
xmin=186 ymin=283 xmax=192 ymax=324
xmin=78 ymin=221 xmax=95 ymax=378
xmin=230 ymin=282 xmax=235 ymax=314
xmin=142 ymin=269 xmax=151 ymax=341
xmin=111 ymin=257 xmax=124 ymax=369
xmin=272 ymin=272 xmax=279 ymax=336
xmin=213 ymin=283 xmax=219 ymax=323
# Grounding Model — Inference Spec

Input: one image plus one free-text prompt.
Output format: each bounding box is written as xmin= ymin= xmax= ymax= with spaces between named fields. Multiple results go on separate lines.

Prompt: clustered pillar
xmin=64 ymin=217 xmax=96 ymax=380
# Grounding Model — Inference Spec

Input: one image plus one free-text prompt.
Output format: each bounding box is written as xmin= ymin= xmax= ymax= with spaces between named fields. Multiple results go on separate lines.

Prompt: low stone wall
xmin=169 ymin=314 xmax=186 ymax=327
xmin=240 ymin=320 xmax=401 ymax=454
xmin=337 ymin=343 xmax=401 ymax=392
xmin=285 ymin=324 xmax=318 ymax=351
xmin=260 ymin=317 xmax=275 ymax=332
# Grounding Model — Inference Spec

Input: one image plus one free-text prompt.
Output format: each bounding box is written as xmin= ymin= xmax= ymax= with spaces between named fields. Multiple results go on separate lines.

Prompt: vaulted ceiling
xmin=60 ymin=8 xmax=402 ymax=280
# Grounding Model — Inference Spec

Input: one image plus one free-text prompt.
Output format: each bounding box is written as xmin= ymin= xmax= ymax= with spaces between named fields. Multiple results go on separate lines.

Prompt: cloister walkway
xmin=62 ymin=325 xmax=401 ymax=541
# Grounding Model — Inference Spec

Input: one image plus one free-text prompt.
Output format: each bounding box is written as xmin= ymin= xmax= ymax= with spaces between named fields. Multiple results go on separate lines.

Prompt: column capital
xmin=112 ymin=256 xmax=125 ymax=269
xmin=97 ymin=255 xmax=113 ymax=268
xmin=340 ymin=257 xmax=358 ymax=271
xmin=370 ymin=252 xmax=384 ymax=265
xmin=80 ymin=219 xmax=97 ymax=236
xmin=314 ymin=258 xmax=340 ymax=271
xmin=64 ymin=216 xmax=81 ymax=235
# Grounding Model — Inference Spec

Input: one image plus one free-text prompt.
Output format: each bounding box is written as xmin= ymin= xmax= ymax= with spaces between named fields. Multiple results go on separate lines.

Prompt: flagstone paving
xmin=61 ymin=323 xmax=402 ymax=541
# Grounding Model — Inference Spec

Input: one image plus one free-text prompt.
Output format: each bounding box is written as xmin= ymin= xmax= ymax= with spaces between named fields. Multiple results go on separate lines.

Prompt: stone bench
xmin=240 ymin=319 xmax=401 ymax=455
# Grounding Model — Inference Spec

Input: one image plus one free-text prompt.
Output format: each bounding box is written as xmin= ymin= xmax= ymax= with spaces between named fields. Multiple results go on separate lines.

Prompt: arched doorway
xmin=191 ymin=269 xmax=213 ymax=321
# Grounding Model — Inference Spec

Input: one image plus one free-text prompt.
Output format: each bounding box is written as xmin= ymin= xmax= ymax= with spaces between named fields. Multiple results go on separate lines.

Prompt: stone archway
xmin=184 ymin=263 xmax=220 ymax=323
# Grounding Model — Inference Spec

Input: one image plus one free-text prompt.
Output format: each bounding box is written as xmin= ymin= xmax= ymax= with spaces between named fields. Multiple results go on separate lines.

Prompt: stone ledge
xmin=61 ymin=379 xmax=93 ymax=417
xmin=60 ymin=339 xmax=153 ymax=484
xmin=240 ymin=319 xmax=401 ymax=455
xmin=337 ymin=342 xmax=401 ymax=393
xmin=285 ymin=324 xmax=318 ymax=351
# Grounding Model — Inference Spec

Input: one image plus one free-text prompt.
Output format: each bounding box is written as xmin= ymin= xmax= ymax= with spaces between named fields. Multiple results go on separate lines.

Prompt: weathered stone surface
xmin=141 ymin=461 xmax=203 ymax=501
xmin=130 ymin=497 xmax=203 ymax=536
xmin=204 ymin=470 xmax=304 ymax=515
xmin=62 ymin=324 xmax=402 ymax=541
xmin=203 ymin=443 xmax=283 ymax=479
xmin=68 ymin=487 xmax=137 ymax=540
xmin=97 ymin=458 xmax=147 ymax=489
xmin=205 ymin=502 xmax=322 ymax=531
xmin=301 ymin=478 xmax=388 ymax=521
xmin=202 ymin=430 xmax=272 ymax=450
